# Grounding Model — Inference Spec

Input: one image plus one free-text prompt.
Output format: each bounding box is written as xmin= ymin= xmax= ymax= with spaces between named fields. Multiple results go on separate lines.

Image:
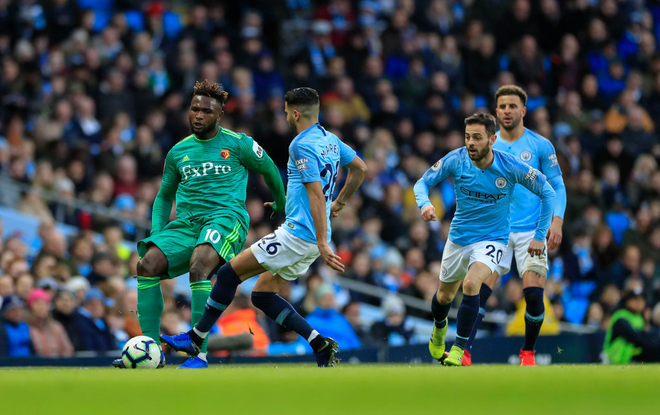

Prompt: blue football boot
xmin=160 ymin=332 xmax=200 ymax=356
xmin=177 ymin=356 xmax=209 ymax=369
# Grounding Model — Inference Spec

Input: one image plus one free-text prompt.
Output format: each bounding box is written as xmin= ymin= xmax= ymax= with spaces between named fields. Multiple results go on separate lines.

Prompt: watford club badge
xmin=221 ymin=150 xmax=230 ymax=160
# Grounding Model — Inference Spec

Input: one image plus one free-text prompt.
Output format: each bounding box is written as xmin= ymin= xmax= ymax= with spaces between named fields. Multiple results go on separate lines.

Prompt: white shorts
xmin=250 ymin=227 xmax=320 ymax=281
xmin=495 ymin=230 xmax=548 ymax=277
xmin=439 ymin=240 xmax=507 ymax=283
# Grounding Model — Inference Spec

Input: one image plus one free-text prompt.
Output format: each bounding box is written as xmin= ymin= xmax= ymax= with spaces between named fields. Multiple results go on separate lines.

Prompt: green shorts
xmin=137 ymin=216 xmax=247 ymax=279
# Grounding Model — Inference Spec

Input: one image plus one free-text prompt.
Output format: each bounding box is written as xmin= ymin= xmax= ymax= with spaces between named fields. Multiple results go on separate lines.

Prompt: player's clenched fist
xmin=421 ymin=205 xmax=437 ymax=222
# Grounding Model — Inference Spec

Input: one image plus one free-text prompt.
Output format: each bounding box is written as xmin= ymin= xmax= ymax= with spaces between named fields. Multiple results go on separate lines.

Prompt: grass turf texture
xmin=1 ymin=365 xmax=657 ymax=414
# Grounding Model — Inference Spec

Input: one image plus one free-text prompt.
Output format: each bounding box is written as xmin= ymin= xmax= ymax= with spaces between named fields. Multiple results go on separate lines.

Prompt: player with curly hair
xmin=113 ymin=80 xmax=286 ymax=369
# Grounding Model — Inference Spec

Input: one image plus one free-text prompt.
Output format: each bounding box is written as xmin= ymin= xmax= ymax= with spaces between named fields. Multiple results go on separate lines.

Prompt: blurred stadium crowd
xmin=3 ymin=0 xmax=660 ymax=357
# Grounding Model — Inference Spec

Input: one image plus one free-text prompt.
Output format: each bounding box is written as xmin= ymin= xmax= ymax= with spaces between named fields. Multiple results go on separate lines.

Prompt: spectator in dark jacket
xmin=75 ymin=288 xmax=116 ymax=353
xmin=1 ymin=295 xmax=33 ymax=357
xmin=52 ymin=289 xmax=83 ymax=351
xmin=0 ymin=314 xmax=7 ymax=356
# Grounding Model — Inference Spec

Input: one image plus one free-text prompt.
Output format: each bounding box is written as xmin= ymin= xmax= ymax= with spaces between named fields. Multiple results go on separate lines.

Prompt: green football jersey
xmin=154 ymin=127 xmax=271 ymax=232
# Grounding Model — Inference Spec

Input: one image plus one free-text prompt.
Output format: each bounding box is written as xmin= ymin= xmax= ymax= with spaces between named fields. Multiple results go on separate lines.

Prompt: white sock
xmin=193 ymin=327 xmax=208 ymax=339
xmin=197 ymin=352 xmax=207 ymax=361
xmin=307 ymin=330 xmax=320 ymax=343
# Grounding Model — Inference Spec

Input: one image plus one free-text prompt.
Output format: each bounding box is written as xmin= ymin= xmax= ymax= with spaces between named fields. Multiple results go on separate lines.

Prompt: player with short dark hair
xmin=462 ymin=85 xmax=567 ymax=366
xmin=113 ymin=80 xmax=286 ymax=369
xmin=414 ymin=112 xmax=556 ymax=366
xmin=161 ymin=87 xmax=368 ymax=367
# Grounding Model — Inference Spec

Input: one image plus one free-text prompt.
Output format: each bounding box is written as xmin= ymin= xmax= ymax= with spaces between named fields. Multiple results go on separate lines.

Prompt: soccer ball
xmin=121 ymin=336 xmax=163 ymax=369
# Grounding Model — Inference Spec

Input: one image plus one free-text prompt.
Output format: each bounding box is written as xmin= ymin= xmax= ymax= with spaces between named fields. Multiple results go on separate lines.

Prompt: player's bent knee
xmin=137 ymin=257 xmax=164 ymax=278
xmin=189 ymin=260 xmax=218 ymax=282
xmin=436 ymin=291 xmax=454 ymax=305
xmin=253 ymin=272 xmax=286 ymax=293
xmin=462 ymin=278 xmax=481 ymax=295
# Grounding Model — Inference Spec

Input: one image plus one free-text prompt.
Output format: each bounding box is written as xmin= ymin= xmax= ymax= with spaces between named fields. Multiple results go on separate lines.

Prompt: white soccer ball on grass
xmin=121 ymin=336 xmax=163 ymax=369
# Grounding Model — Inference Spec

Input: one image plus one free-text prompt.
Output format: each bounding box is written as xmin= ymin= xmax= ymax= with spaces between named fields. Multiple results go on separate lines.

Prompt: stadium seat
xmin=124 ymin=10 xmax=145 ymax=32
xmin=78 ymin=0 xmax=112 ymax=11
xmin=570 ymin=281 xmax=597 ymax=300
xmin=606 ymin=212 xmax=630 ymax=247
xmin=92 ymin=11 xmax=112 ymax=33
xmin=163 ymin=11 xmax=183 ymax=39
xmin=564 ymin=298 xmax=590 ymax=325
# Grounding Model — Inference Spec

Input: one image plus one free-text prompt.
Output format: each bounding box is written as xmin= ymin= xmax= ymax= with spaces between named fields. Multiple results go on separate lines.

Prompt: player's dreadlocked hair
xmin=193 ymin=80 xmax=229 ymax=107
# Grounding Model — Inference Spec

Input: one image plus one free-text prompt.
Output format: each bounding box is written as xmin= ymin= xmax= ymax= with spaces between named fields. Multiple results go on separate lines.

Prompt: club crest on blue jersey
xmin=495 ymin=177 xmax=507 ymax=189
xmin=432 ymin=159 xmax=442 ymax=171
xmin=520 ymin=151 xmax=532 ymax=162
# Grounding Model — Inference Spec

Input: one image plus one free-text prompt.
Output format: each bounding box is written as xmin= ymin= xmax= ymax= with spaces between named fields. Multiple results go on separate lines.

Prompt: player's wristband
xmin=336 ymin=200 xmax=347 ymax=206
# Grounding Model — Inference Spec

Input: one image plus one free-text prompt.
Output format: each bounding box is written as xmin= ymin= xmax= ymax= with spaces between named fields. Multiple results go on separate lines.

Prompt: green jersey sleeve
xmin=151 ymin=149 xmax=180 ymax=233
xmin=238 ymin=134 xmax=267 ymax=170
xmin=238 ymin=135 xmax=286 ymax=213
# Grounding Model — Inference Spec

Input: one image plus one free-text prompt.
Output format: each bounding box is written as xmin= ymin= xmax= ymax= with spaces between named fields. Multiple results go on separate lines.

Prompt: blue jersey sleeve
xmin=338 ymin=140 xmax=357 ymax=166
xmin=547 ymin=175 xmax=567 ymax=219
xmin=509 ymin=161 xmax=555 ymax=241
xmin=414 ymin=152 xmax=458 ymax=210
xmin=290 ymin=140 xmax=321 ymax=183
xmin=538 ymin=140 xmax=566 ymax=219
xmin=538 ymin=140 xmax=562 ymax=180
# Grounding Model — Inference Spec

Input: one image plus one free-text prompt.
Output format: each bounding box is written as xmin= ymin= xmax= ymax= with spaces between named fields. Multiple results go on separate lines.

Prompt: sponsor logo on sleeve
xmin=524 ymin=166 xmax=538 ymax=183
xmin=295 ymin=158 xmax=309 ymax=171
xmin=495 ymin=177 xmax=507 ymax=189
xmin=432 ymin=159 xmax=443 ymax=171
xmin=520 ymin=151 xmax=532 ymax=162
xmin=548 ymin=154 xmax=558 ymax=166
xmin=252 ymin=141 xmax=264 ymax=158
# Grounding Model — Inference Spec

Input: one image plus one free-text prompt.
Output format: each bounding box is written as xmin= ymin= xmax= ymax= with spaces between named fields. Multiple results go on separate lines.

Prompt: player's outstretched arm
xmin=517 ymin=168 xmax=556 ymax=257
xmin=151 ymin=151 xmax=180 ymax=234
xmin=255 ymin=155 xmax=286 ymax=218
xmin=304 ymin=181 xmax=344 ymax=272
xmin=546 ymin=175 xmax=567 ymax=250
xmin=241 ymin=139 xmax=286 ymax=217
xmin=414 ymin=153 xmax=454 ymax=221
xmin=414 ymin=178 xmax=437 ymax=222
xmin=539 ymin=141 xmax=567 ymax=249
xmin=331 ymin=155 xmax=367 ymax=218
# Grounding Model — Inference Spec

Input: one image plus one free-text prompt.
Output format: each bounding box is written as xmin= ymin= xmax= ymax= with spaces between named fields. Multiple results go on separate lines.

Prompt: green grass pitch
xmin=1 ymin=364 xmax=657 ymax=414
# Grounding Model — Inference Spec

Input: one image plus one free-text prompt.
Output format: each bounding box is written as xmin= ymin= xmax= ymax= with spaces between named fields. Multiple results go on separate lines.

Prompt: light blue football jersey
xmin=284 ymin=123 xmax=357 ymax=244
xmin=414 ymin=147 xmax=555 ymax=246
xmin=493 ymin=128 xmax=563 ymax=232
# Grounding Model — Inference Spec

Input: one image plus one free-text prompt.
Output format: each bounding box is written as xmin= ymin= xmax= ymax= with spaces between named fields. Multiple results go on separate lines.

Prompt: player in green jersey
xmin=113 ymin=80 xmax=286 ymax=369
